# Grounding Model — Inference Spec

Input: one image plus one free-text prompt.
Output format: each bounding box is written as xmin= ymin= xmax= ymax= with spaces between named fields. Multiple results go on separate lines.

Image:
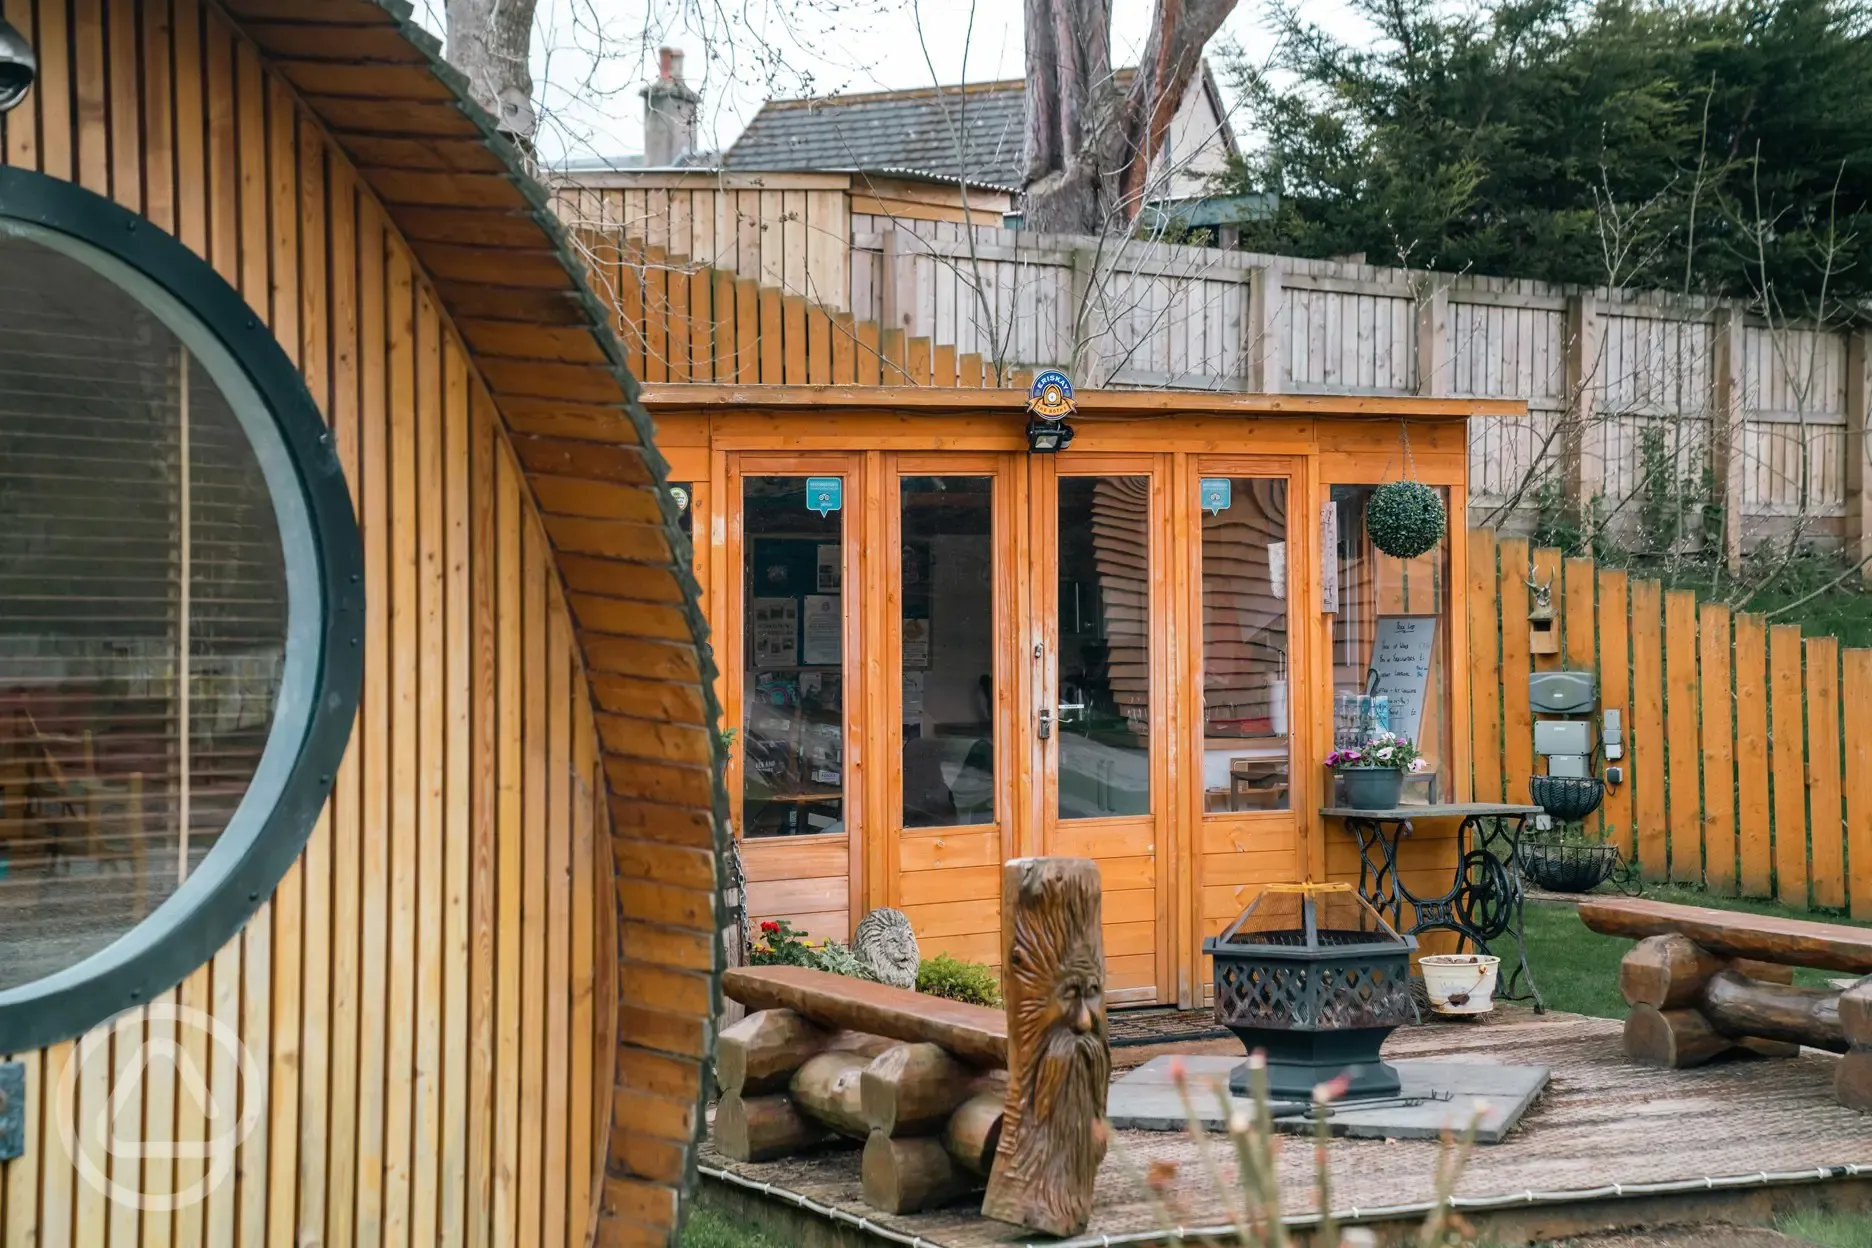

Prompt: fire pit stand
xmin=1204 ymin=883 xmax=1418 ymax=1102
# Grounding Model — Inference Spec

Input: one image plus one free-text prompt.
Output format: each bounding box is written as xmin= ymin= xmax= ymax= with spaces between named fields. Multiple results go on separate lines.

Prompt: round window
xmin=0 ymin=171 xmax=360 ymax=1051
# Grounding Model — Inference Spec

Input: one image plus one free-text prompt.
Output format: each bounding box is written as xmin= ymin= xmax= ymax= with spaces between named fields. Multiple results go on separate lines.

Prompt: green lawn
xmin=1522 ymin=882 xmax=1865 ymax=1019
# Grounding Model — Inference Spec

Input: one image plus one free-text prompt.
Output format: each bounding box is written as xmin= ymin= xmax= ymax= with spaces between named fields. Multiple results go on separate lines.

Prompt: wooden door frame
xmin=1026 ymin=452 xmax=1177 ymax=1006
xmin=722 ymin=451 xmax=870 ymax=937
xmin=877 ymin=453 xmax=1026 ymax=907
xmin=1180 ymin=453 xmax=1310 ymax=1007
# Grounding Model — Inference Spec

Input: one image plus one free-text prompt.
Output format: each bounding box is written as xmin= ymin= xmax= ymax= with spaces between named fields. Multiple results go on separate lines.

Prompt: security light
xmin=0 ymin=17 xmax=34 ymax=114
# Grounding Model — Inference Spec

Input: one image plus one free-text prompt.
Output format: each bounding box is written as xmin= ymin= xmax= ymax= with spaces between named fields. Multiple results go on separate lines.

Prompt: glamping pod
xmin=0 ymin=1 xmax=723 ymax=1245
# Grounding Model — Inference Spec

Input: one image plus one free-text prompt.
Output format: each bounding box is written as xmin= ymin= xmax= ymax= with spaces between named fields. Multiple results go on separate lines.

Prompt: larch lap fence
xmin=1466 ymin=530 xmax=1872 ymax=918
xmin=557 ymin=174 xmax=1872 ymax=563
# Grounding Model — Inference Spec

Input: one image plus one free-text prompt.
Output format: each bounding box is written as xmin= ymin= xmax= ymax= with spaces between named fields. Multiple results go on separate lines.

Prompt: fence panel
xmin=1845 ymin=650 xmax=1872 ymax=920
xmin=1769 ymin=624 xmax=1809 ymax=907
xmin=1698 ymin=602 xmax=1736 ymax=892
xmin=1462 ymin=533 xmax=1869 ymax=912
xmin=1734 ymin=615 xmax=1773 ymax=895
xmin=1807 ymin=637 xmax=1845 ymax=909
xmin=1630 ymin=580 xmax=1667 ymax=880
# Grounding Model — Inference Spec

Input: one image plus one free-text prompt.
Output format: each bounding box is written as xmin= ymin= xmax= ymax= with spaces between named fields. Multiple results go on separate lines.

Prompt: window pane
xmin=1057 ymin=476 xmax=1150 ymax=818
xmin=0 ymin=231 xmax=287 ymax=990
xmin=1331 ymin=485 xmax=1452 ymax=806
xmin=1201 ymin=479 xmax=1291 ymax=812
xmin=900 ymin=477 xmax=993 ymax=828
xmin=742 ymin=477 xmax=845 ymax=838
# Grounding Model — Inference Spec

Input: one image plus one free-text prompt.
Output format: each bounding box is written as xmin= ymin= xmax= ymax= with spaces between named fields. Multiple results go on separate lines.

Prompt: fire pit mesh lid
xmin=1209 ymin=881 xmax=1407 ymax=951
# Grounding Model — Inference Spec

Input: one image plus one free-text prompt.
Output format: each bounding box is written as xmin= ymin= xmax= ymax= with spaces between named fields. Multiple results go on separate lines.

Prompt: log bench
xmin=710 ymin=858 xmax=1111 ymax=1238
xmin=1578 ymin=897 xmax=1872 ymax=1111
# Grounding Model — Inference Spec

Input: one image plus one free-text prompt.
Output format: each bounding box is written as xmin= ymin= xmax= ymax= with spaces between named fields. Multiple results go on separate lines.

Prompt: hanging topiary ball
xmin=1366 ymin=481 xmax=1447 ymax=558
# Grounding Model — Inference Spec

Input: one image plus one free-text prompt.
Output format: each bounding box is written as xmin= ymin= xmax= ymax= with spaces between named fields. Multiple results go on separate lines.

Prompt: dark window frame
xmin=0 ymin=168 xmax=362 ymax=1053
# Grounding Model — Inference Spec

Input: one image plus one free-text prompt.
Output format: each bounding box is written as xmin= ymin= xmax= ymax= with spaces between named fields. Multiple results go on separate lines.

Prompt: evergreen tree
xmin=1219 ymin=0 xmax=1872 ymax=307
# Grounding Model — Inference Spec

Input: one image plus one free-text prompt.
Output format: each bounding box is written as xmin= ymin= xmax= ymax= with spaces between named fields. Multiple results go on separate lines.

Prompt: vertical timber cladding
xmin=0 ymin=0 xmax=722 ymax=1245
xmin=653 ymin=390 xmax=1495 ymax=1008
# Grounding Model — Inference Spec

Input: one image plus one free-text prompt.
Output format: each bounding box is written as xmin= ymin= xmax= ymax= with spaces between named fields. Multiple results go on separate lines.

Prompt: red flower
xmin=760 ymin=921 xmax=780 ymax=934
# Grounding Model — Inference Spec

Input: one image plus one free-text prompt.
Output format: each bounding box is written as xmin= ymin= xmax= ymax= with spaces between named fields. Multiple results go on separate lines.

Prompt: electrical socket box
xmin=1529 ymin=670 xmax=1598 ymax=714
xmin=1605 ymin=765 xmax=1624 ymax=785
xmin=1534 ymin=720 xmax=1593 ymax=757
xmin=1602 ymin=708 xmax=1624 ymax=759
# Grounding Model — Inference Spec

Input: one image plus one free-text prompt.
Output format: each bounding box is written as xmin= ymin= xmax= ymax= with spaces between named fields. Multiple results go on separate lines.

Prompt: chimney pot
xmin=643 ymin=45 xmax=700 ymax=166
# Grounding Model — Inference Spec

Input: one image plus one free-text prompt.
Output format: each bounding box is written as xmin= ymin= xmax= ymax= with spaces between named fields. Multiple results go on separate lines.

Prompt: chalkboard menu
xmin=1365 ymin=614 xmax=1437 ymax=741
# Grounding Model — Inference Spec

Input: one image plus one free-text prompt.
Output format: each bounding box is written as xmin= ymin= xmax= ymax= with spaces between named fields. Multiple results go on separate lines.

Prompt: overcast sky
xmin=414 ymin=0 xmax=1377 ymax=166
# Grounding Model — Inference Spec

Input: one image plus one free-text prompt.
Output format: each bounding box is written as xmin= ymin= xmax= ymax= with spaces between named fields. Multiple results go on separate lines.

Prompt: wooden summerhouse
xmin=644 ymin=385 xmax=1518 ymax=1009
xmin=0 ymin=1 xmax=720 ymax=1245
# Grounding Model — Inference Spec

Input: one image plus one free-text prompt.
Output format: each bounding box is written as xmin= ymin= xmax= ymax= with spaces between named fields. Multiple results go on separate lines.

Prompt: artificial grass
xmin=1522 ymin=882 xmax=1868 ymax=1019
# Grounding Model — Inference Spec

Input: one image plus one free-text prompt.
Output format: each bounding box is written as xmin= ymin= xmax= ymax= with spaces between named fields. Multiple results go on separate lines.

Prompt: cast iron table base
xmin=1321 ymin=803 xmax=1545 ymax=1011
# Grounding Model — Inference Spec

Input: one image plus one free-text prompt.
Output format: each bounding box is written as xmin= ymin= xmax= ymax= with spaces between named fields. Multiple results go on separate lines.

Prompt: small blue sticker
xmin=1200 ymin=478 xmax=1232 ymax=514
xmin=804 ymin=477 xmax=842 ymax=516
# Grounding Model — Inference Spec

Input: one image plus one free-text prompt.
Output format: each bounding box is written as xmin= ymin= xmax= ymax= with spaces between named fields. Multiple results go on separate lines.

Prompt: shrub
xmin=916 ymin=953 xmax=1002 ymax=1007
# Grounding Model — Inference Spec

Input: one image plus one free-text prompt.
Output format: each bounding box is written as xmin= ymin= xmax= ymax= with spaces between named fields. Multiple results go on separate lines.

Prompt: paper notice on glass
xmin=752 ymin=598 xmax=797 ymax=668
xmin=802 ymin=594 xmax=842 ymax=665
xmin=1366 ymin=614 xmax=1436 ymax=741
xmin=903 ymin=617 xmax=931 ymax=668
xmin=1268 ymin=540 xmax=1287 ymax=600
xmin=817 ymin=544 xmax=841 ymax=591
xmin=1320 ymin=503 xmax=1339 ymax=613
xmin=903 ymin=670 xmax=925 ymax=718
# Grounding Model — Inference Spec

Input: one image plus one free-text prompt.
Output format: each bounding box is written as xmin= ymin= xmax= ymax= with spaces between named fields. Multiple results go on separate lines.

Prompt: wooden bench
xmin=1578 ymin=897 xmax=1871 ymax=1111
xmin=711 ymin=858 xmax=1110 ymax=1237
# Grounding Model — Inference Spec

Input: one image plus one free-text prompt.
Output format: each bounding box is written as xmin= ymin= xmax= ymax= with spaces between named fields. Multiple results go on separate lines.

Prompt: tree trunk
xmin=445 ymin=0 xmax=537 ymax=147
xmin=1021 ymin=0 xmax=1237 ymax=233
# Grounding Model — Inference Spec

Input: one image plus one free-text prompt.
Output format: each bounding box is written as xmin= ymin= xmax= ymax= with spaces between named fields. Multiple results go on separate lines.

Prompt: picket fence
xmin=1466 ymin=529 xmax=1872 ymax=917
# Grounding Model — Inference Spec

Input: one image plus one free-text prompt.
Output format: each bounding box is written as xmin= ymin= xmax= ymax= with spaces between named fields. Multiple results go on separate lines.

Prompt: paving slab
xmin=1106 ymin=1053 xmax=1549 ymax=1144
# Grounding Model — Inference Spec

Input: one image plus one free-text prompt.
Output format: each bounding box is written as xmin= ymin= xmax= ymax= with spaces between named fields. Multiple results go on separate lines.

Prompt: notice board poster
xmin=1365 ymin=614 xmax=1436 ymax=742
xmin=752 ymin=598 xmax=798 ymax=668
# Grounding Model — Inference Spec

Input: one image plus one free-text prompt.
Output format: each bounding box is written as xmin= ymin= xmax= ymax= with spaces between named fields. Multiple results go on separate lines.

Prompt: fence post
xmin=1562 ymin=294 xmax=1601 ymax=524
xmin=1713 ymin=306 xmax=1747 ymax=573
xmin=1847 ymin=328 xmax=1872 ymax=580
xmin=1248 ymin=263 xmax=1284 ymax=394
xmin=1069 ymin=246 xmax=1102 ymax=383
xmin=1414 ymin=277 xmax=1450 ymax=399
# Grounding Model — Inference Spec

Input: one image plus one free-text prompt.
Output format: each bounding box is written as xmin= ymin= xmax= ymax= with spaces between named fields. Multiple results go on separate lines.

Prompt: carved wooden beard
xmin=983 ymin=858 xmax=1110 ymax=1236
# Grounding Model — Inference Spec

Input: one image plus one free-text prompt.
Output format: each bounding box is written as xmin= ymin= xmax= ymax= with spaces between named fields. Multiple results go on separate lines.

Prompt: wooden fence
xmin=559 ymin=171 xmax=1872 ymax=560
xmin=1466 ymin=529 xmax=1872 ymax=918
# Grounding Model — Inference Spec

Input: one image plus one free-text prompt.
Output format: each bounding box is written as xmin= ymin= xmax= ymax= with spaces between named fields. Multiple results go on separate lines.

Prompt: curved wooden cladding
xmin=0 ymin=0 xmax=721 ymax=1244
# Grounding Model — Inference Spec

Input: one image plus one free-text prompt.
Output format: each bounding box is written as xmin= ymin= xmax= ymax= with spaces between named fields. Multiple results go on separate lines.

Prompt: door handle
xmin=1038 ymin=708 xmax=1052 ymax=740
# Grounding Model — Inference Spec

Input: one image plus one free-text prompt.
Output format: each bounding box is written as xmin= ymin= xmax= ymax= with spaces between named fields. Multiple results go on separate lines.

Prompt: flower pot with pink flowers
xmin=1326 ymin=732 xmax=1428 ymax=810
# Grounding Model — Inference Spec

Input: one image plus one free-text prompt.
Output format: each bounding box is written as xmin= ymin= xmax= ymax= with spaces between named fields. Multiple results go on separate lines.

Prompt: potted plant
xmin=1326 ymin=731 xmax=1427 ymax=810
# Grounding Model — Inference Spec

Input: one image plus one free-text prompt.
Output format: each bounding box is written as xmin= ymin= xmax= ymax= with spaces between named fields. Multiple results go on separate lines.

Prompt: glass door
xmin=883 ymin=455 xmax=1016 ymax=970
xmin=1028 ymin=455 xmax=1171 ymax=1005
xmin=728 ymin=454 xmax=862 ymax=944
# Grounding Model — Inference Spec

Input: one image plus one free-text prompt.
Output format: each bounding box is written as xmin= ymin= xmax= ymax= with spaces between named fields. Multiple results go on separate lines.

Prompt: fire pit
xmin=1204 ymin=882 xmax=1418 ymax=1101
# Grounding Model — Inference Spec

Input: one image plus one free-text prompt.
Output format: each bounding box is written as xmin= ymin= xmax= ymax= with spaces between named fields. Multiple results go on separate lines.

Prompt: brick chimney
xmin=642 ymin=47 xmax=701 ymax=166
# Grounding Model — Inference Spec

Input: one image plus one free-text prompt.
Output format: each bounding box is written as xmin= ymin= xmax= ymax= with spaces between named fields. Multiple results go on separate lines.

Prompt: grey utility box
xmin=1529 ymin=670 xmax=1597 ymax=715
xmin=1534 ymin=720 xmax=1594 ymax=758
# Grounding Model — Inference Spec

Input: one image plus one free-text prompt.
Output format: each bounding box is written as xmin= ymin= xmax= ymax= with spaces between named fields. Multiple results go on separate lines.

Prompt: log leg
xmin=1620 ymin=934 xmax=1723 ymax=1009
xmin=1841 ymin=980 xmax=1872 ymax=1111
xmin=790 ymin=1050 xmax=881 ymax=1139
xmin=1624 ymin=1004 xmax=1734 ymax=1068
xmin=715 ymin=1092 xmax=831 ymax=1161
xmin=716 ymin=1009 xmax=830 ymax=1097
xmin=1701 ymin=970 xmax=1847 ymax=1052
xmin=863 ymin=1131 xmax=976 ymax=1213
xmin=944 ymin=1090 xmax=1006 ymax=1176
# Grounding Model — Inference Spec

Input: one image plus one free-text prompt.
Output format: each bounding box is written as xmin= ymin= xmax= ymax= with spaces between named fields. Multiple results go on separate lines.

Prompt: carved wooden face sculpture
xmin=983 ymin=858 xmax=1110 ymax=1237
